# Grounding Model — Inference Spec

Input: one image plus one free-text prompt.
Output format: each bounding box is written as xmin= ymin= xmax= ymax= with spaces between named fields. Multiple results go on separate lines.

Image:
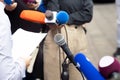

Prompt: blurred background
xmin=93 ymin=0 xmax=115 ymax=3
xmin=86 ymin=0 xmax=116 ymax=67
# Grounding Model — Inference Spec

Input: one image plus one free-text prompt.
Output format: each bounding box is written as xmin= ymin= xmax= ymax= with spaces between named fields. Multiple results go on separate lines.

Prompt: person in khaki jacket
xmin=42 ymin=0 xmax=94 ymax=80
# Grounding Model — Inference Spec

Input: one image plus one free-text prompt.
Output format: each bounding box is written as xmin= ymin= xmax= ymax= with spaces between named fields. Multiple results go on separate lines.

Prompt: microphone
xmin=45 ymin=10 xmax=53 ymax=20
xmin=4 ymin=0 xmax=12 ymax=5
xmin=54 ymin=33 xmax=81 ymax=79
xmin=56 ymin=11 xmax=69 ymax=25
xmin=20 ymin=10 xmax=46 ymax=24
xmin=44 ymin=10 xmax=58 ymax=24
xmin=45 ymin=10 xmax=69 ymax=25
xmin=54 ymin=33 xmax=105 ymax=80
xmin=54 ymin=33 xmax=75 ymax=66
xmin=20 ymin=10 xmax=69 ymax=25
xmin=98 ymin=56 xmax=120 ymax=79
xmin=74 ymin=53 xmax=105 ymax=80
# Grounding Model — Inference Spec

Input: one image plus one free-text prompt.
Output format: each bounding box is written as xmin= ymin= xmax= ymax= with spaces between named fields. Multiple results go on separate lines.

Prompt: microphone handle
xmin=109 ymin=72 xmax=120 ymax=80
xmin=61 ymin=44 xmax=81 ymax=72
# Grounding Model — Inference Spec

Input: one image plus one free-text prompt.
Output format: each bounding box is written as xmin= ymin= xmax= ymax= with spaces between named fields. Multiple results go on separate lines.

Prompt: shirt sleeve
xmin=68 ymin=0 xmax=94 ymax=25
xmin=0 ymin=2 xmax=26 ymax=80
xmin=0 ymin=56 xmax=26 ymax=80
xmin=45 ymin=0 xmax=59 ymax=11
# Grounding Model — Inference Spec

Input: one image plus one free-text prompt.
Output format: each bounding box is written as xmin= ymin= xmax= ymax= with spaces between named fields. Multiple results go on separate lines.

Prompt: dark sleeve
xmin=68 ymin=0 xmax=94 ymax=25
xmin=44 ymin=0 xmax=59 ymax=11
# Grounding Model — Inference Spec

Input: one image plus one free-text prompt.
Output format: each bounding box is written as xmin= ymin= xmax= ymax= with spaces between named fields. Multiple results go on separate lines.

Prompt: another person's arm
xmin=0 ymin=1 xmax=31 ymax=80
xmin=67 ymin=0 xmax=93 ymax=25
xmin=44 ymin=0 xmax=59 ymax=11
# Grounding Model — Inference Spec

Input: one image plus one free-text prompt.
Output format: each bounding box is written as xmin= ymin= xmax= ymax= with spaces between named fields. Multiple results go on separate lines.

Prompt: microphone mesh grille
xmin=54 ymin=33 xmax=65 ymax=46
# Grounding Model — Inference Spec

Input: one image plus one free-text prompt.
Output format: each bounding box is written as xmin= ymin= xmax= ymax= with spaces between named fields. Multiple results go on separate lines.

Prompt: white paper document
xmin=12 ymin=28 xmax=47 ymax=60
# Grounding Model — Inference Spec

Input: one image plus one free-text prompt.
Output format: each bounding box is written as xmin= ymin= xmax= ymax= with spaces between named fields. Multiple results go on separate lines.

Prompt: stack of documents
xmin=12 ymin=28 xmax=47 ymax=60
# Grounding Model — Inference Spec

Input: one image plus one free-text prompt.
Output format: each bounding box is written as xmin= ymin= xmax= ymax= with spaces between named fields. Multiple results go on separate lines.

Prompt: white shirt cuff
xmin=0 ymin=1 xmax=5 ymax=9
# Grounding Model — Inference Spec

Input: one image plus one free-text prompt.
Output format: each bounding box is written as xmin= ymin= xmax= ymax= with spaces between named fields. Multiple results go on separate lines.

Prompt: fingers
xmin=47 ymin=24 xmax=64 ymax=30
xmin=5 ymin=2 xmax=17 ymax=11
xmin=0 ymin=0 xmax=4 ymax=2
xmin=21 ymin=56 xmax=32 ymax=68
xmin=26 ymin=2 xmax=39 ymax=9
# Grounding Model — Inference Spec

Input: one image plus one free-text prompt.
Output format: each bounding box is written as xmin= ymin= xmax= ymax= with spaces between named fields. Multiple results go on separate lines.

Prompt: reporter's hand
xmin=0 ymin=0 xmax=4 ymax=2
xmin=26 ymin=2 xmax=39 ymax=9
xmin=5 ymin=2 xmax=17 ymax=11
xmin=21 ymin=56 xmax=32 ymax=68
xmin=47 ymin=23 xmax=64 ymax=30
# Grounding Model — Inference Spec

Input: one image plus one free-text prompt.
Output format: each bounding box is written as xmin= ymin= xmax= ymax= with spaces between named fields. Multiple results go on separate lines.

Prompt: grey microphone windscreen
xmin=45 ymin=10 xmax=53 ymax=20
xmin=54 ymin=33 xmax=65 ymax=46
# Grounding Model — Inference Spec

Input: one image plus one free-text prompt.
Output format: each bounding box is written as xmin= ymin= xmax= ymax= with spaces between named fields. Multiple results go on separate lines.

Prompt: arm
xmin=44 ymin=0 xmax=59 ymax=11
xmin=0 ymin=2 xmax=31 ymax=80
xmin=68 ymin=0 xmax=93 ymax=25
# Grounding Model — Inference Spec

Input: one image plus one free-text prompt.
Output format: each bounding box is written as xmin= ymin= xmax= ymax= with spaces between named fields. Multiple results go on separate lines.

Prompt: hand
xmin=0 ymin=0 xmax=4 ymax=2
xmin=21 ymin=56 xmax=32 ymax=68
xmin=5 ymin=2 xmax=17 ymax=11
xmin=47 ymin=23 xmax=64 ymax=30
xmin=26 ymin=2 xmax=39 ymax=9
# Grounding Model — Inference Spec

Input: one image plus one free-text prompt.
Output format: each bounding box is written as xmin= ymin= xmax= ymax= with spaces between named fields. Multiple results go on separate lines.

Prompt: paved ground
xmin=85 ymin=2 xmax=117 ymax=67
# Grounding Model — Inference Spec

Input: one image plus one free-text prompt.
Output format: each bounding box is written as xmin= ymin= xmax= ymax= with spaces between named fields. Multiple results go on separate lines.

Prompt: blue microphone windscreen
xmin=56 ymin=11 xmax=69 ymax=25
xmin=4 ymin=0 xmax=12 ymax=5
xmin=74 ymin=53 xmax=105 ymax=80
xmin=37 ymin=2 xmax=46 ymax=13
